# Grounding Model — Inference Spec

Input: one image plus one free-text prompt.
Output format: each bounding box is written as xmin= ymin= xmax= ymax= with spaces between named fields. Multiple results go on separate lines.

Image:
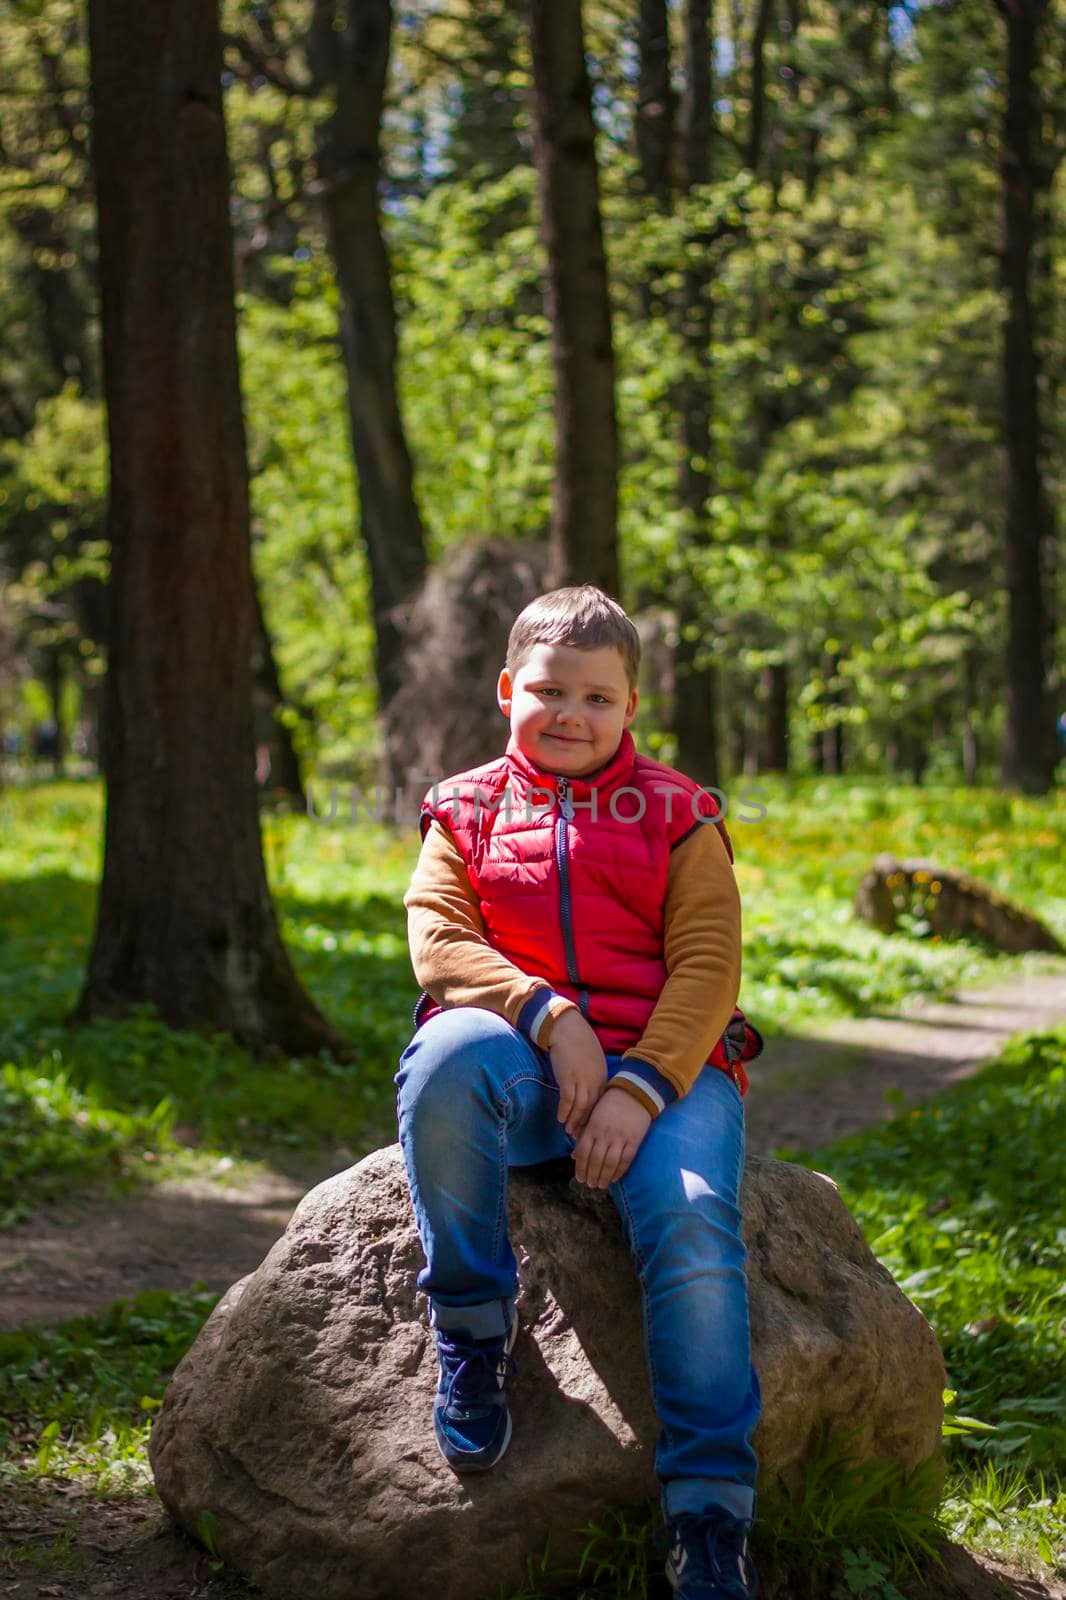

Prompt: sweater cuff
xmin=611 ymin=1057 xmax=680 ymax=1120
xmin=516 ymin=988 xmax=578 ymax=1049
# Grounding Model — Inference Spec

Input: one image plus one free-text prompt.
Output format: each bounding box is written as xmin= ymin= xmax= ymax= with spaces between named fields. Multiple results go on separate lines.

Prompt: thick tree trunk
xmin=530 ymin=0 xmax=620 ymax=594
xmin=309 ymin=0 xmax=428 ymax=746
xmin=758 ymin=663 xmax=789 ymax=772
xmin=671 ymin=0 xmax=720 ymax=787
xmin=636 ymin=0 xmax=675 ymax=202
xmin=997 ymin=0 xmax=1055 ymax=792
xmin=77 ymin=0 xmax=346 ymax=1055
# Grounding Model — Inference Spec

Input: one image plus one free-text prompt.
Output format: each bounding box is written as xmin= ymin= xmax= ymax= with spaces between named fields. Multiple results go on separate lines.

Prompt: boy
xmin=396 ymin=586 xmax=762 ymax=1600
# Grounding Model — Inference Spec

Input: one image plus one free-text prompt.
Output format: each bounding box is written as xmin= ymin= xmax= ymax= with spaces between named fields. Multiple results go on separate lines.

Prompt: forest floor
xmin=1 ymin=964 xmax=1064 ymax=1600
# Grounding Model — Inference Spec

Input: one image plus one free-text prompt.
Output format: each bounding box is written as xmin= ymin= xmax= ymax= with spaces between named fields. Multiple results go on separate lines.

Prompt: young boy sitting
xmin=396 ymin=585 xmax=763 ymax=1600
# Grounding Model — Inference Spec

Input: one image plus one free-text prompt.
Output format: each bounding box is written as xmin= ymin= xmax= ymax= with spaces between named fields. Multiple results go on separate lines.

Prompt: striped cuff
xmin=610 ymin=1056 xmax=680 ymax=1120
xmin=516 ymin=988 xmax=577 ymax=1049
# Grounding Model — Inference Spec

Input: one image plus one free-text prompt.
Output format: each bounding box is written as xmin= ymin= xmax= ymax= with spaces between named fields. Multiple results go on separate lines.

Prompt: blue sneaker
xmin=432 ymin=1312 xmax=518 ymax=1472
xmin=661 ymin=1507 xmax=759 ymax=1599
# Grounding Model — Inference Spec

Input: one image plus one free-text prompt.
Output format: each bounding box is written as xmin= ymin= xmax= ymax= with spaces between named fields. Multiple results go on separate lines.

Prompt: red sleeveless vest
xmin=414 ymin=731 xmax=762 ymax=1092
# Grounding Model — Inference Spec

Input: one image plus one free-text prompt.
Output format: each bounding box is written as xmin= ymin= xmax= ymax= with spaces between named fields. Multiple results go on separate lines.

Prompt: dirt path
xmin=744 ymin=966 xmax=1066 ymax=1156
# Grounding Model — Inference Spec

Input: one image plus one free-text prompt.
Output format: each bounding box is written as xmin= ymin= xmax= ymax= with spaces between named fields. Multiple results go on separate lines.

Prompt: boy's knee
xmin=396 ymin=1009 xmax=517 ymax=1119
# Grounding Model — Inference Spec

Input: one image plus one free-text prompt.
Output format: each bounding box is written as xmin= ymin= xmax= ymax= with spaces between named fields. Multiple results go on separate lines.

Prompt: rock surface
xmin=855 ymin=854 xmax=1063 ymax=953
xmin=149 ymin=1146 xmax=945 ymax=1600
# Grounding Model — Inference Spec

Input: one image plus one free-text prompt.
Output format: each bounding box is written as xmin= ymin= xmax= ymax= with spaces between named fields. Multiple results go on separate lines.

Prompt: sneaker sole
xmin=433 ymin=1313 xmax=518 ymax=1474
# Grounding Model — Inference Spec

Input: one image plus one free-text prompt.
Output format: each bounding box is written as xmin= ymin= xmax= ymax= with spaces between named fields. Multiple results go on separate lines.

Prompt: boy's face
xmin=497 ymin=642 xmax=638 ymax=778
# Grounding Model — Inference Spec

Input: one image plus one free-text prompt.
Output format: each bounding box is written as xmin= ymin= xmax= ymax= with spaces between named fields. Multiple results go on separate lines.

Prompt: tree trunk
xmin=309 ymin=0 xmax=428 ymax=757
xmin=671 ymin=0 xmax=720 ymax=787
xmin=962 ymin=650 xmax=980 ymax=784
xmin=252 ymin=581 xmax=305 ymax=807
xmin=530 ymin=0 xmax=620 ymax=594
xmin=758 ymin=663 xmax=789 ymax=772
xmin=636 ymin=0 xmax=675 ymax=202
xmin=997 ymin=0 xmax=1055 ymax=792
xmin=45 ymin=646 xmax=66 ymax=779
xmin=745 ymin=0 xmax=774 ymax=173
xmin=821 ymin=652 xmax=844 ymax=776
xmin=77 ymin=0 xmax=346 ymax=1055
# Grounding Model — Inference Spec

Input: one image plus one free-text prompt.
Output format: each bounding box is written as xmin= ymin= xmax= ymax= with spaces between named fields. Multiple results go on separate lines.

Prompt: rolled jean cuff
xmin=662 ymin=1477 xmax=756 ymax=1524
xmin=429 ymin=1295 xmax=515 ymax=1341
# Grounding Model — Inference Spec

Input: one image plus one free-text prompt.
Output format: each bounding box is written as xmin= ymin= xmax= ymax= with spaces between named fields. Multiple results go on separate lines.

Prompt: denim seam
xmin=491 ymin=1068 xmax=558 ymax=1268
xmin=618 ymin=1184 xmax=664 ymax=1411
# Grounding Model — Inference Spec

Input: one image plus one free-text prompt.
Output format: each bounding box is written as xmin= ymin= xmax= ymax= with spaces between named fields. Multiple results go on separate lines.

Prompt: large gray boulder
xmin=149 ymin=1147 xmax=945 ymax=1600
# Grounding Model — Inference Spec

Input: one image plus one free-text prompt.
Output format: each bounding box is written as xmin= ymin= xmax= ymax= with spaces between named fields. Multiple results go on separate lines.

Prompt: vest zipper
xmin=555 ymin=777 xmax=590 ymax=1018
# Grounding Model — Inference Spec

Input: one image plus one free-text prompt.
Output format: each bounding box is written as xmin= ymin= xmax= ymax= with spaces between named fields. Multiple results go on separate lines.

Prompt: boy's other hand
xmin=573 ymin=1086 xmax=652 ymax=1189
xmin=549 ymin=1010 xmax=608 ymax=1138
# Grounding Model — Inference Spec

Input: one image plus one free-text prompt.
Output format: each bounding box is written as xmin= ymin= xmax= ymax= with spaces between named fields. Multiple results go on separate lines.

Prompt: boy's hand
xmin=573 ymin=1087 xmax=652 ymax=1189
xmin=549 ymin=1010 xmax=608 ymax=1138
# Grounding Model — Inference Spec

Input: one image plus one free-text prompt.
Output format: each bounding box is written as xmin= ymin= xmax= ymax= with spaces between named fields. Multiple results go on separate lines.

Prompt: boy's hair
xmin=506 ymin=586 xmax=641 ymax=689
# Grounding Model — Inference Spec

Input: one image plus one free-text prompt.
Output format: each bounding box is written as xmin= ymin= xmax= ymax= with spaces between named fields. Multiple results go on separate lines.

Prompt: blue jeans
xmin=395 ymin=1007 xmax=761 ymax=1521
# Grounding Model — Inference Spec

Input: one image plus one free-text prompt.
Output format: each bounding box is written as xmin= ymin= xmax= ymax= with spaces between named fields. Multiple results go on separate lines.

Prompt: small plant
xmin=575 ymin=1503 xmax=660 ymax=1598
xmin=831 ymin=1547 xmax=905 ymax=1600
xmin=753 ymin=1432 xmax=943 ymax=1584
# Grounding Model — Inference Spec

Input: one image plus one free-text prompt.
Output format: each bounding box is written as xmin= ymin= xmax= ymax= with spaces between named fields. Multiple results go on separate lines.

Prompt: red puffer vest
xmin=413 ymin=731 xmax=763 ymax=1094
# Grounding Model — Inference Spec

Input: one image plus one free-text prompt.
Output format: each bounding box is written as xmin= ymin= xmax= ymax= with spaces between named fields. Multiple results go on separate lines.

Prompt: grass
xmin=0 ymin=1286 xmax=221 ymax=1492
xmin=799 ymin=1024 xmax=1066 ymax=1581
xmin=0 ymin=776 xmax=1063 ymax=1593
xmin=0 ymin=776 xmax=1062 ymax=1221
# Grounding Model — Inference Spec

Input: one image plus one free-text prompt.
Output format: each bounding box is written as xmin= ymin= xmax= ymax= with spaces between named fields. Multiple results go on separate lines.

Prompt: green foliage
xmin=0 ymin=1286 xmax=220 ymax=1490
xmin=735 ymin=776 xmax=1066 ymax=1031
xmin=804 ymin=1028 xmax=1066 ymax=1475
xmin=0 ymin=783 xmax=413 ymax=1211
xmin=798 ymin=1027 xmax=1066 ymax=1574
xmin=755 ymin=1436 xmax=943 ymax=1583
xmin=0 ymin=1061 xmax=172 ymax=1226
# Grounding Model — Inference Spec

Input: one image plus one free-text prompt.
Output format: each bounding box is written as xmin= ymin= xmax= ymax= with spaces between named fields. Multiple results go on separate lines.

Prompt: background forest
xmin=0 ymin=0 xmax=1063 ymax=796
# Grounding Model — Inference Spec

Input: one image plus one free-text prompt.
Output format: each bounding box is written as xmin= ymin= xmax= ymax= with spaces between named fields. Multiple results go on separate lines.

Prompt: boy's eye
xmin=589 ymin=695 xmax=609 ymax=704
xmin=537 ymin=687 xmax=560 ymax=697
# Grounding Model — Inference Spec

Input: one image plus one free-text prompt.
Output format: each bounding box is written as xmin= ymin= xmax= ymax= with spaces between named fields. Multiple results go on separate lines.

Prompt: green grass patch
xmin=0 ymin=1060 xmax=173 ymax=1225
xmin=797 ymin=1025 xmax=1066 ymax=1579
xmin=735 ymin=776 xmax=1065 ymax=1033
xmin=0 ymin=1286 xmax=220 ymax=1492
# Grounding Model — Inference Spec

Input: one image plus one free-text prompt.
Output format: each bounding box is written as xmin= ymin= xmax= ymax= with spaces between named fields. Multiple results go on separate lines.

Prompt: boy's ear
xmin=623 ymin=687 xmax=639 ymax=728
xmin=497 ymin=667 xmax=513 ymax=717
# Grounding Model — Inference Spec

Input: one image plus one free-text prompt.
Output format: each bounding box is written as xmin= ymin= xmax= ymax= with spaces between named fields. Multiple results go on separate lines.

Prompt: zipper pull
xmin=557 ymin=777 xmax=573 ymax=819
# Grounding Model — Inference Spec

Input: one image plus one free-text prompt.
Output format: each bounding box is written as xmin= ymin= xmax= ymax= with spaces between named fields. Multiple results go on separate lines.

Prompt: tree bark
xmin=45 ymin=646 xmax=65 ymax=779
xmin=671 ymin=0 xmax=720 ymax=787
xmin=962 ymin=650 xmax=980 ymax=784
xmin=530 ymin=0 xmax=620 ymax=594
xmin=996 ymin=0 xmax=1056 ymax=792
xmin=77 ymin=0 xmax=346 ymax=1055
xmin=746 ymin=0 xmax=774 ymax=174
xmin=758 ymin=663 xmax=789 ymax=772
xmin=309 ymin=0 xmax=428 ymax=749
xmin=252 ymin=580 xmax=305 ymax=807
xmin=821 ymin=653 xmax=845 ymax=776
xmin=636 ymin=0 xmax=676 ymax=202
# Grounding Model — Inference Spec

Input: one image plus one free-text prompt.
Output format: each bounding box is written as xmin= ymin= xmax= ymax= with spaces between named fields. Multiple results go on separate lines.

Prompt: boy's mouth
xmin=545 ymin=733 xmax=586 ymax=744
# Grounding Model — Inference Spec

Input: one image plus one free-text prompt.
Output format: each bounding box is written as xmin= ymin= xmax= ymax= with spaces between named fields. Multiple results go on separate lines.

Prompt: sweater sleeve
xmin=405 ymin=819 xmax=579 ymax=1048
xmin=608 ymin=821 xmax=742 ymax=1118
